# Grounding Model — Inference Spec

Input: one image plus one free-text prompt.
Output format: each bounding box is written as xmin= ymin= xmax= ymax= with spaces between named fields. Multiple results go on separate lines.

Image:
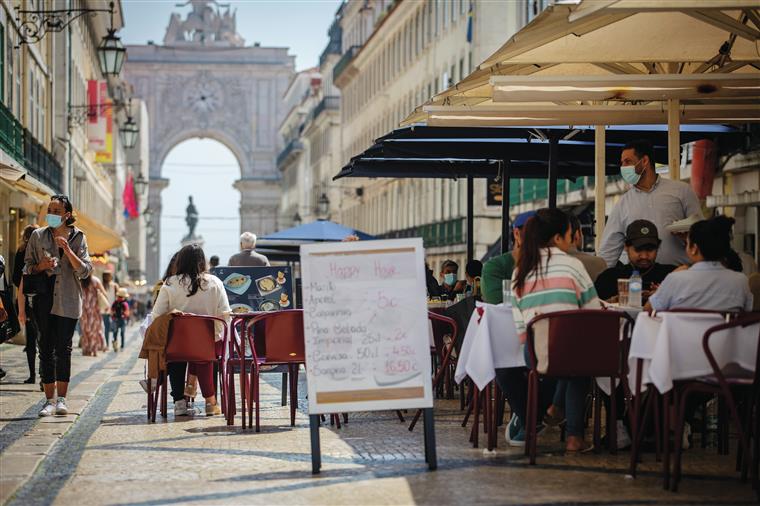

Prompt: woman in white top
xmin=152 ymin=244 xmax=231 ymax=416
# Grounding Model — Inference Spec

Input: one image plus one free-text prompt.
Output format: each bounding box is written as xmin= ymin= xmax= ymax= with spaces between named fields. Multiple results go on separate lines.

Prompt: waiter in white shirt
xmin=599 ymin=139 xmax=703 ymax=267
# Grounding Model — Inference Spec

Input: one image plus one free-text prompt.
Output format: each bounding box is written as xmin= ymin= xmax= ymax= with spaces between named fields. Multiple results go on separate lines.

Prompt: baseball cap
xmin=665 ymin=213 xmax=702 ymax=233
xmin=625 ymin=220 xmax=660 ymax=249
xmin=512 ymin=210 xmax=537 ymax=229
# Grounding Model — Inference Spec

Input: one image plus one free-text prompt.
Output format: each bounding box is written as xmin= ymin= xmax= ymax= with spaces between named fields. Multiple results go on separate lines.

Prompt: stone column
xmin=234 ymin=178 xmax=281 ymax=237
xmin=146 ymin=177 xmax=169 ymax=283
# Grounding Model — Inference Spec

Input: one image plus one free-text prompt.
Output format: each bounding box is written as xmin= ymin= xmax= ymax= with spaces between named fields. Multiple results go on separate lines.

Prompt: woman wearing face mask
xmin=24 ymin=195 xmax=93 ymax=417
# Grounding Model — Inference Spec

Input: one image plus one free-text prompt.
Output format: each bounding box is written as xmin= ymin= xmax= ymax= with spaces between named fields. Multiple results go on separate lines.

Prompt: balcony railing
xmin=332 ymin=45 xmax=361 ymax=83
xmin=0 ymin=101 xmax=24 ymax=164
xmin=379 ymin=217 xmax=465 ymax=248
xmin=24 ymin=129 xmax=63 ymax=194
xmin=276 ymin=139 xmax=304 ymax=169
xmin=307 ymin=96 xmax=340 ymax=126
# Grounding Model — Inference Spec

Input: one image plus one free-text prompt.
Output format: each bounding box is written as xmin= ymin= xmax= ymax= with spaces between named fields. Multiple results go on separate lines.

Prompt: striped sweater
xmin=511 ymin=247 xmax=601 ymax=342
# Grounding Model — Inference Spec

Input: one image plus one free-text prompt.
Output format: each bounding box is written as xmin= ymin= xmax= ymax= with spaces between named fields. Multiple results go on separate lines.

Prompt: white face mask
xmin=620 ymin=159 xmax=644 ymax=185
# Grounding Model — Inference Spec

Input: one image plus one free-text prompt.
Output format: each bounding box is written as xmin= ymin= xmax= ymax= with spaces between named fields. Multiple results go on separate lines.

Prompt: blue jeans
xmin=102 ymin=314 xmax=111 ymax=344
xmin=112 ymin=318 xmax=126 ymax=348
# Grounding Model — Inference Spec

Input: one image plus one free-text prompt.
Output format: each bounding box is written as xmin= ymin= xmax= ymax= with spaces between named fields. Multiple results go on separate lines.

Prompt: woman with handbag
xmin=14 ymin=225 xmax=40 ymax=384
xmin=79 ymin=275 xmax=108 ymax=356
xmin=24 ymin=195 xmax=93 ymax=417
xmin=151 ymin=244 xmax=230 ymax=417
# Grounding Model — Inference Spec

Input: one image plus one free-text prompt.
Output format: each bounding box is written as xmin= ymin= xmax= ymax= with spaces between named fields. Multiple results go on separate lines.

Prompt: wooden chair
xmin=525 ymin=309 xmax=633 ymax=464
xmin=147 ymin=314 xmax=229 ymax=423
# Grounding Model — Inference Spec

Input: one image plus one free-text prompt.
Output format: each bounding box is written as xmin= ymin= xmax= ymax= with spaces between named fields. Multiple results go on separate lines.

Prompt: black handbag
xmin=22 ymin=273 xmax=49 ymax=295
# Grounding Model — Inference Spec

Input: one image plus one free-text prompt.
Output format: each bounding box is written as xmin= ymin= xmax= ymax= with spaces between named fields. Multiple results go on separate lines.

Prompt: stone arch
xmin=152 ymin=127 xmax=249 ymax=179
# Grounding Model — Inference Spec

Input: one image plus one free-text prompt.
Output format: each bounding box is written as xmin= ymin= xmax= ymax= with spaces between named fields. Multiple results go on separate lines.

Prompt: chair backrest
xmin=702 ymin=312 xmax=760 ymax=385
xmin=428 ymin=311 xmax=458 ymax=358
xmin=527 ymin=309 xmax=632 ymax=377
xmin=249 ymin=309 xmax=305 ymax=364
xmin=165 ymin=315 xmax=224 ymax=363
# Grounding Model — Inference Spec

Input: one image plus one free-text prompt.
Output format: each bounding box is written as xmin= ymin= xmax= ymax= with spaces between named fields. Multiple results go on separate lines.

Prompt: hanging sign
xmin=486 ymin=176 xmax=502 ymax=206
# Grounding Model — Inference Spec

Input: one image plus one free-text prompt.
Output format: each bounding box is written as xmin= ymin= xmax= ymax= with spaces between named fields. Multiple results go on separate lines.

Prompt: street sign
xmin=300 ymin=238 xmax=437 ymax=473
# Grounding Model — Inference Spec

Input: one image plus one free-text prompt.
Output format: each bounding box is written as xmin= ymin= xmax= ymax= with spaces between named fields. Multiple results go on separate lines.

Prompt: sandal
xmin=565 ymin=443 xmax=594 ymax=454
xmin=543 ymin=411 xmax=566 ymax=427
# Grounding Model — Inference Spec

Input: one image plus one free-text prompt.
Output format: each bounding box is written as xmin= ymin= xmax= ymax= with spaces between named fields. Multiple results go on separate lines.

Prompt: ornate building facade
xmin=124 ymin=1 xmax=294 ymax=281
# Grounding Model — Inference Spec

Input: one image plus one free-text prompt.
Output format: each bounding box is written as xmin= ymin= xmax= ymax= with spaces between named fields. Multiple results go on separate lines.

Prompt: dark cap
xmin=625 ymin=219 xmax=660 ymax=249
xmin=513 ymin=210 xmax=537 ymax=229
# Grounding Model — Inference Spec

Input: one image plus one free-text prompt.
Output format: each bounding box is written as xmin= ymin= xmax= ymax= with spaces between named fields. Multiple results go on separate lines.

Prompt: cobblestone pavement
xmin=0 ymin=327 xmax=757 ymax=505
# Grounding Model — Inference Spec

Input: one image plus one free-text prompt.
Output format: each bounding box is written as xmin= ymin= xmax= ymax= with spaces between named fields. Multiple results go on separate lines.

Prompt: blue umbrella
xmin=262 ymin=219 xmax=374 ymax=242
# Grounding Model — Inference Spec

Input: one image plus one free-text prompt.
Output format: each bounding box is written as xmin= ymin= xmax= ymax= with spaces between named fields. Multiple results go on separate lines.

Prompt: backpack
xmin=111 ymin=300 xmax=127 ymax=320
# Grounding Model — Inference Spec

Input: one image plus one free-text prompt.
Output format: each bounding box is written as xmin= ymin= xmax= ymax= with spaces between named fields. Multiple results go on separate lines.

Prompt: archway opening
xmin=159 ymin=138 xmax=241 ymax=275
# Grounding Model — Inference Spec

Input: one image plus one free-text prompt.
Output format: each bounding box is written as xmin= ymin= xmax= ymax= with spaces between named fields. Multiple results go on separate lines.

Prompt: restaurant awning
xmin=262 ymin=219 xmax=375 ymax=242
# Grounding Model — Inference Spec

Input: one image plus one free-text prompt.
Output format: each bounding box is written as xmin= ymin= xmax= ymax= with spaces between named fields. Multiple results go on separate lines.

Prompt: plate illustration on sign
xmin=256 ymin=275 xmax=281 ymax=296
xmin=223 ymin=273 xmax=251 ymax=295
xmin=259 ymin=300 xmax=278 ymax=312
xmin=230 ymin=303 xmax=253 ymax=314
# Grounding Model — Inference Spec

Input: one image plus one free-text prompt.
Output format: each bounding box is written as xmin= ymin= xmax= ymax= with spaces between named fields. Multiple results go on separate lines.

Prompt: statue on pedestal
xmin=184 ymin=195 xmax=199 ymax=241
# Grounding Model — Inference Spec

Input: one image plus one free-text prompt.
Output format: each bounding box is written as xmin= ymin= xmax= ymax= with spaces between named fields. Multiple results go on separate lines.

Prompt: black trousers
xmin=33 ymin=289 xmax=78 ymax=384
xmin=23 ymin=299 xmax=39 ymax=378
xmin=495 ymin=367 xmax=556 ymax=426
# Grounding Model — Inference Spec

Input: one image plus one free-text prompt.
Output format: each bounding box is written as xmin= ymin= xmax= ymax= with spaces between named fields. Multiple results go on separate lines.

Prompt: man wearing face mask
xmin=595 ymin=220 xmax=677 ymax=301
xmin=598 ymin=139 xmax=702 ymax=267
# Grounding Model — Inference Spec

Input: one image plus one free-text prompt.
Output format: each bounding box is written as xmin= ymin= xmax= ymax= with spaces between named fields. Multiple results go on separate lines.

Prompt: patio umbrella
xmin=261 ymin=219 xmax=375 ymax=242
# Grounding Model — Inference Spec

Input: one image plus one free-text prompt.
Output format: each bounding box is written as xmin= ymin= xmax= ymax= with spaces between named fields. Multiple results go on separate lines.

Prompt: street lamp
xmin=134 ymin=172 xmax=148 ymax=195
xmin=292 ymin=212 xmax=302 ymax=226
xmin=16 ymin=2 xmax=126 ymax=78
xmin=317 ymin=193 xmax=330 ymax=217
xmin=120 ymin=116 xmax=139 ymax=149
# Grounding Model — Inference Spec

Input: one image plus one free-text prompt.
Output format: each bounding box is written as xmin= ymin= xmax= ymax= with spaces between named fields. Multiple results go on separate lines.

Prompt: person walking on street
xmin=598 ymin=139 xmax=702 ymax=267
xmin=13 ymin=225 xmax=40 ymax=384
xmin=100 ymin=272 xmax=117 ymax=348
xmin=111 ymin=288 xmax=130 ymax=351
xmin=79 ymin=275 xmax=107 ymax=356
xmin=24 ymin=195 xmax=93 ymax=417
xmin=228 ymin=232 xmax=270 ymax=266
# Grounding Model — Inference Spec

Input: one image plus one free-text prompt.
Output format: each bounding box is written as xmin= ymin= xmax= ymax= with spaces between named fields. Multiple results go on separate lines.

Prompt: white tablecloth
xmin=628 ymin=312 xmax=759 ymax=394
xmin=454 ymin=302 xmax=524 ymax=390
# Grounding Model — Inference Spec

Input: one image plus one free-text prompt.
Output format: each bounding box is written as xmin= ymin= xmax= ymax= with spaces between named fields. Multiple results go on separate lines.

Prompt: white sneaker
xmin=55 ymin=397 xmax=68 ymax=415
xmin=38 ymin=401 xmax=56 ymax=417
xmin=681 ymin=422 xmax=691 ymax=450
xmin=174 ymin=399 xmax=189 ymax=416
xmin=139 ymin=379 xmax=156 ymax=394
xmin=616 ymin=420 xmax=632 ymax=449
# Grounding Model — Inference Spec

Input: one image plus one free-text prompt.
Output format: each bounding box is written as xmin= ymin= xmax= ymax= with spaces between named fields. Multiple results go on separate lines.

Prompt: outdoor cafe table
xmin=627 ymin=311 xmax=759 ymax=395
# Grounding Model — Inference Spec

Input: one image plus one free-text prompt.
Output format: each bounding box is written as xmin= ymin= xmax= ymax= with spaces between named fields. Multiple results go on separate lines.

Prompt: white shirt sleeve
xmin=683 ymin=184 xmax=704 ymax=219
xmin=598 ymin=203 xmax=626 ymax=268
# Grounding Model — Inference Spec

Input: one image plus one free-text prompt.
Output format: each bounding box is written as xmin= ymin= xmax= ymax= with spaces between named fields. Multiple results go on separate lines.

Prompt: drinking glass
xmin=617 ymin=279 xmax=629 ymax=306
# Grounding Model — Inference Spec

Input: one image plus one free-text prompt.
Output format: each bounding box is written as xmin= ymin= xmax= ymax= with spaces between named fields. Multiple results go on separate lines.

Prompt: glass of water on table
xmin=617 ymin=278 xmax=629 ymax=306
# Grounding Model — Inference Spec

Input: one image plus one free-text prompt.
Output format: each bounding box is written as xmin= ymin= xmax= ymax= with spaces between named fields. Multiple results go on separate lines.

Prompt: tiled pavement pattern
xmin=0 ymin=327 xmax=756 ymax=505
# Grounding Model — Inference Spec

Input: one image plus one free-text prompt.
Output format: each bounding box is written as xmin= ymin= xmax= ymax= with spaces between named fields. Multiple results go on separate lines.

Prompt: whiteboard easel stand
xmin=308 ymin=409 xmax=437 ymax=474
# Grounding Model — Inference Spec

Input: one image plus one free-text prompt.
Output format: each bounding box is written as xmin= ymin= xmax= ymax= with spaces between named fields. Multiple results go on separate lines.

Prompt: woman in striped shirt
xmin=512 ymin=208 xmax=601 ymax=452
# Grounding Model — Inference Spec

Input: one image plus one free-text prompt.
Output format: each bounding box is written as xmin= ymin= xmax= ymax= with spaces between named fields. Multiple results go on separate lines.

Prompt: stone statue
xmin=163 ymin=0 xmax=244 ymax=47
xmin=185 ymin=195 xmax=199 ymax=240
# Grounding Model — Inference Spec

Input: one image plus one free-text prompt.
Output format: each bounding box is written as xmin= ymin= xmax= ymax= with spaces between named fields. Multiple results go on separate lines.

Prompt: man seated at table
xmin=439 ymin=260 xmax=466 ymax=300
xmin=481 ymin=210 xmax=536 ymax=304
xmin=595 ymin=220 xmax=676 ymax=302
xmin=464 ymin=259 xmax=482 ymax=298
xmin=645 ymin=215 xmax=752 ymax=313
xmin=567 ymin=214 xmax=607 ymax=282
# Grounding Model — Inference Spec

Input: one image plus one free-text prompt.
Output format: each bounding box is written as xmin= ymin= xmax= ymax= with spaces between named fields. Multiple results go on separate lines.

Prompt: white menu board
xmin=301 ymin=238 xmax=432 ymax=414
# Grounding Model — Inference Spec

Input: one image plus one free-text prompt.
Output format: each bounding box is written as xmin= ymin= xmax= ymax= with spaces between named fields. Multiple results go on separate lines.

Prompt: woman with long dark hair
xmin=151 ymin=244 xmax=230 ymax=416
xmin=511 ymin=208 xmax=601 ymax=452
xmin=24 ymin=195 xmax=93 ymax=417
xmin=14 ymin=225 xmax=40 ymax=384
xmin=646 ymin=215 xmax=752 ymax=312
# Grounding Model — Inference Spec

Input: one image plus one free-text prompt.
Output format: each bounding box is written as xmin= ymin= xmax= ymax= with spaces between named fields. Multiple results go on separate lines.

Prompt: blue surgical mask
xmin=46 ymin=214 xmax=63 ymax=228
xmin=444 ymin=273 xmax=456 ymax=286
xmin=620 ymin=160 xmax=642 ymax=185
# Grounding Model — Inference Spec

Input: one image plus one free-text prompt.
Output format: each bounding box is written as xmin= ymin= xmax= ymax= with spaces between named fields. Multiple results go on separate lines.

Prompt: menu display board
xmin=301 ymin=238 xmax=432 ymax=414
xmin=213 ymin=266 xmax=293 ymax=314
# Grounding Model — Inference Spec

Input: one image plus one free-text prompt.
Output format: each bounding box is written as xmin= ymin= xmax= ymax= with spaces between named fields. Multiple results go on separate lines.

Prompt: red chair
xmin=244 ymin=309 xmax=305 ymax=432
xmin=524 ymin=309 xmax=633 ymax=464
xmin=670 ymin=312 xmax=760 ymax=493
xmin=147 ymin=314 xmax=229 ymax=423
xmin=408 ymin=312 xmax=458 ymax=432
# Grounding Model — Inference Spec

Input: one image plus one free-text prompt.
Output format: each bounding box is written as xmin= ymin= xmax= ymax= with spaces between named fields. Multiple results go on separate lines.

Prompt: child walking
xmin=110 ymin=288 xmax=130 ymax=351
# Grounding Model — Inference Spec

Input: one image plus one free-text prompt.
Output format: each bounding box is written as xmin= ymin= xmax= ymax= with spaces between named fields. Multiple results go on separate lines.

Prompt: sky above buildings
xmin=120 ymin=0 xmax=340 ymax=274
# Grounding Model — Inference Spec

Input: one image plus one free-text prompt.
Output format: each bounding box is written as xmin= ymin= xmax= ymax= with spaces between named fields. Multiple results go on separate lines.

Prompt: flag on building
xmin=122 ymin=172 xmax=139 ymax=219
xmin=466 ymin=2 xmax=473 ymax=43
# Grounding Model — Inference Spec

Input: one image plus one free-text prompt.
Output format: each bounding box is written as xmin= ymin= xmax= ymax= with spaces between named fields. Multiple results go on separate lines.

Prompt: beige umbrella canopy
xmin=403 ymin=0 xmax=760 ymax=127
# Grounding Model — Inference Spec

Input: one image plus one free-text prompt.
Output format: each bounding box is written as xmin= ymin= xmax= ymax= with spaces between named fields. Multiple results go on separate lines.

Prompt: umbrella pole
xmin=594 ymin=126 xmax=606 ymax=253
xmin=548 ymin=136 xmax=558 ymax=208
xmin=501 ymin=162 xmax=510 ymax=254
xmin=467 ymin=176 xmax=474 ymax=261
